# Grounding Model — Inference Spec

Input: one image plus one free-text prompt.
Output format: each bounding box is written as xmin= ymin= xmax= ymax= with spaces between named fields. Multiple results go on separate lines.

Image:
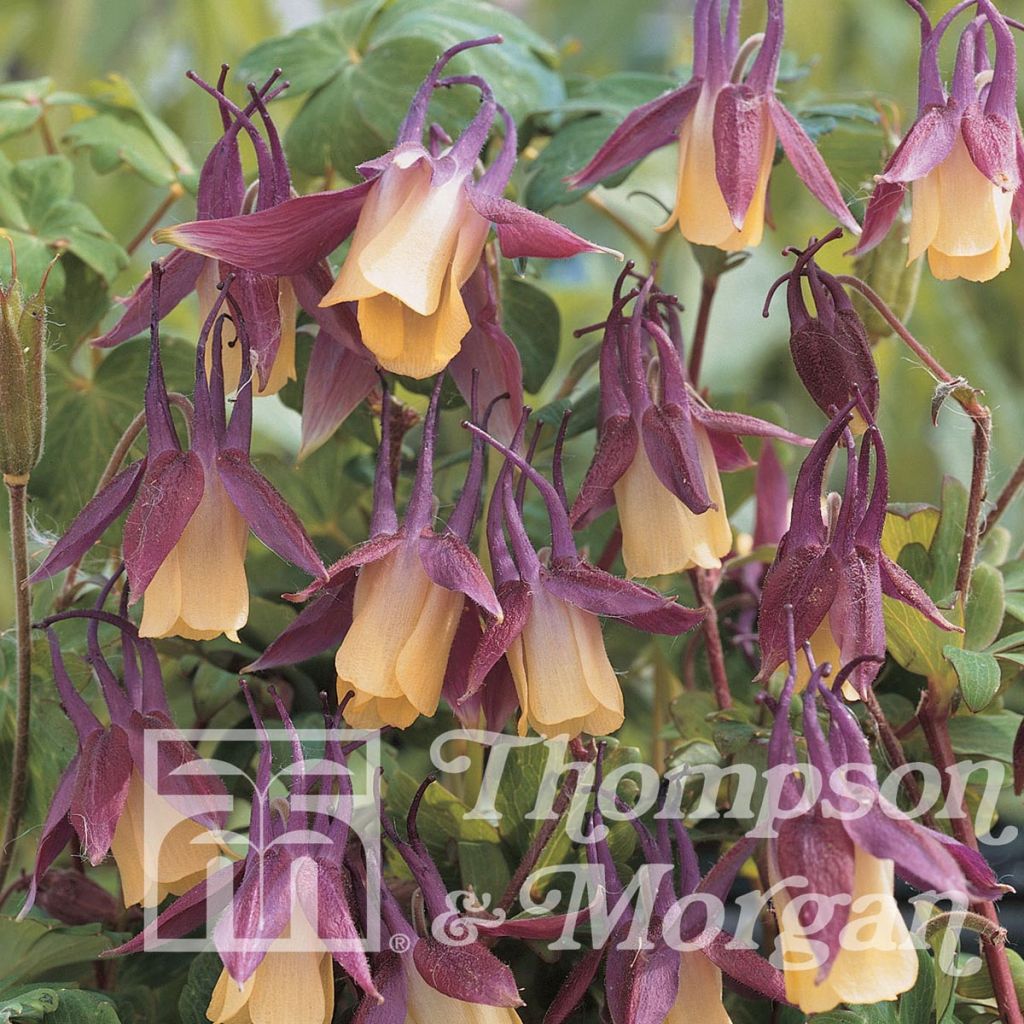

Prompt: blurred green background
xmin=0 ymin=0 xmax=1021 ymax=627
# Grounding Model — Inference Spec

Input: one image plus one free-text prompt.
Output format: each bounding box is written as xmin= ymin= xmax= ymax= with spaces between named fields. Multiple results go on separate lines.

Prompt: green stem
xmin=0 ymin=479 xmax=32 ymax=891
xmin=688 ymin=273 xmax=719 ymax=388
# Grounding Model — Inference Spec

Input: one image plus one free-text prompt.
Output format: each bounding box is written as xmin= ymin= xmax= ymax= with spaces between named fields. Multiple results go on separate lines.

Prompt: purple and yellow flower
xmin=253 ymin=375 xmax=500 ymax=730
xmin=21 ymin=602 xmax=229 ymax=910
xmin=29 ymin=269 xmax=325 ymax=641
xmin=756 ymin=636 xmax=1005 ymax=1013
xmin=96 ymin=70 xmax=362 ymax=397
xmin=757 ymin=398 xmax=957 ymax=695
xmin=571 ymin=269 xmax=811 ymax=579
xmin=568 ymin=0 xmax=859 ymax=250
xmin=155 ymin=39 xmax=614 ymax=380
xmin=462 ymin=412 xmax=703 ymax=738
xmin=855 ymin=0 xmax=1024 ymax=282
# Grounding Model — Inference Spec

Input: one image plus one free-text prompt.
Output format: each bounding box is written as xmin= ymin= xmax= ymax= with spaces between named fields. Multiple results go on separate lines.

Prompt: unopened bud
xmin=36 ymin=869 xmax=120 ymax=926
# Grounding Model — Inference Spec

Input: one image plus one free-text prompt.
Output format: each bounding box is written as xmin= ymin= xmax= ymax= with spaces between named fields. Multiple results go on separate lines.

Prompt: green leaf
xmin=44 ymin=990 xmax=121 ymax=1024
xmin=177 ymin=954 xmax=222 ymax=1024
xmin=929 ymin=476 xmax=969 ymax=601
xmin=943 ymin=646 xmax=1002 ymax=712
xmin=0 ymin=918 xmax=120 ymax=992
xmin=501 ymin=277 xmax=560 ymax=392
xmin=240 ymin=0 xmax=564 ymax=179
xmin=963 ymin=563 xmax=1005 ymax=651
xmin=898 ymin=947 xmax=936 ymax=1024
xmin=946 ymin=709 xmax=1023 ymax=764
xmin=458 ymin=840 xmax=511 ymax=904
xmin=0 ymin=102 xmax=43 ymax=142
xmin=0 ymin=987 xmax=60 ymax=1021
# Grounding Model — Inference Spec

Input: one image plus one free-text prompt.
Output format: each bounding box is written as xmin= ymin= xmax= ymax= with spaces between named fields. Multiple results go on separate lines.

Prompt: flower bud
xmin=35 ymin=869 xmax=120 ymax=927
xmin=0 ymin=255 xmax=51 ymax=482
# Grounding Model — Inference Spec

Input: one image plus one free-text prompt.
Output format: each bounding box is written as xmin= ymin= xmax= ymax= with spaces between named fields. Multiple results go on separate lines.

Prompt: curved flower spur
xmin=155 ymin=37 xmax=617 ymax=380
xmin=461 ymin=411 xmax=704 ymax=739
xmin=570 ymin=266 xmax=812 ymax=579
xmin=763 ymin=229 xmax=880 ymax=430
xmin=546 ymin=747 xmax=785 ymax=1024
xmin=28 ymin=267 xmax=325 ymax=641
xmin=567 ymin=0 xmax=860 ymax=250
xmin=23 ymin=585 xmax=230 ymax=911
xmin=106 ymin=684 xmax=379 ymax=1024
xmin=254 ymin=374 xmax=501 ymax=730
xmin=756 ymin=395 xmax=957 ymax=695
xmin=754 ymin=626 xmax=1006 ymax=1014
xmin=95 ymin=68 xmax=363 ymax=397
xmin=854 ymin=0 xmax=1024 ymax=282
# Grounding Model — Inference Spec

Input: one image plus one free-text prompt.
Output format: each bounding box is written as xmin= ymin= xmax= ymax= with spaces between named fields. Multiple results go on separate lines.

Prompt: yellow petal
xmin=665 ymin=952 xmax=732 ymax=1024
xmin=404 ymin=960 xmax=524 ymax=1024
xmin=792 ymin=616 xmax=842 ymax=694
xmin=568 ymin=603 xmax=625 ymax=736
xmin=139 ymin=545 xmax=184 ymax=639
xmin=246 ymin=950 xmax=333 ymax=1024
xmin=908 ymin=170 xmax=940 ymax=264
xmin=396 ymin=586 xmax=465 ymax=715
xmin=615 ymin=429 xmax=731 ymax=578
xmin=777 ymin=849 xmax=918 ymax=1014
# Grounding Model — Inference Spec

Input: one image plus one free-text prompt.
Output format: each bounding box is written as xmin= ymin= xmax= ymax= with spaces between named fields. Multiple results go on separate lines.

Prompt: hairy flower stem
xmin=691 ymin=569 xmax=732 ymax=710
xmin=837 ymin=275 xmax=990 ymax=597
xmin=55 ymin=393 xmax=193 ymax=611
xmin=688 ymin=273 xmax=719 ymax=388
xmin=0 ymin=479 xmax=32 ymax=891
xmin=982 ymin=453 xmax=1024 ymax=539
xmin=918 ymin=698 xmax=1023 ymax=1024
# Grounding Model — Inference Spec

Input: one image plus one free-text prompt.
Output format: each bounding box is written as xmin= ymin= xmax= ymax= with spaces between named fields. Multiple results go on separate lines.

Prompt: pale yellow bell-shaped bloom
xmin=111 ymin=771 xmax=227 ymax=908
xmin=337 ymin=543 xmax=464 ymax=729
xmin=774 ymin=848 xmax=918 ymax=1014
xmin=506 ymin=585 xmax=624 ymax=738
xmin=404 ymin=958 xmax=524 ymax=1024
xmin=664 ymin=951 xmax=732 ymax=1024
xmin=139 ymin=472 xmax=249 ymax=642
xmin=207 ymin=909 xmax=334 ymax=1024
xmin=320 ymin=150 xmax=491 ymax=379
xmin=660 ymin=87 xmax=775 ymax=252
xmin=614 ymin=426 xmax=731 ymax=578
xmin=908 ymin=133 xmax=1014 ymax=283
xmin=198 ymin=262 xmax=297 ymax=398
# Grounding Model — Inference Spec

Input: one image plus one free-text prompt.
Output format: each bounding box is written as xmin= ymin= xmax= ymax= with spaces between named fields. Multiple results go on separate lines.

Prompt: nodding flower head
xmin=30 ymin=267 xmax=325 ymax=642
xmin=462 ymin=407 xmax=704 ymax=739
xmin=254 ymin=374 xmax=500 ymax=731
xmin=23 ymin=588 xmax=230 ymax=912
xmin=764 ymin=230 xmax=880 ymax=430
xmin=757 ymin=398 xmax=958 ymax=696
xmin=855 ymin=0 xmax=1024 ymax=281
xmin=571 ymin=265 xmax=812 ymax=579
xmin=568 ymin=0 xmax=859 ymax=250
xmin=156 ymin=39 xmax=615 ymax=381
xmin=759 ymin=619 xmax=1005 ymax=1013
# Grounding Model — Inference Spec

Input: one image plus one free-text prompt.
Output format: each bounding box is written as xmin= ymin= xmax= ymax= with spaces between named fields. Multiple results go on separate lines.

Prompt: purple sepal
xmin=570 ymin=416 xmax=638 ymax=528
xmin=93 ymin=250 xmax=205 ymax=349
xmin=247 ymin=581 xmax=355 ymax=672
xmin=418 ymin=532 xmax=501 ymax=618
xmin=544 ymin=563 xmax=704 ymax=635
xmin=298 ymin=332 xmax=377 ymax=460
xmin=754 ymin=442 xmax=789 ymax=548
xmin=156 ymin=183 xmax=374 ymax=276
xmin=29 ymin=460 xmax=145 ymax=583
xmin=542 ymin=948 xmax=604 ymax=1024
xmin=466 ymin=188 xmax=617 ymax=260
xmin=354 ymin=953 xmax=406 ymax=1024
xmin=465 ymin=580 xmax=532 ymax=697
xmin=20 ymin=763 xmax=79 ymax=917
xmin=713 ymin=85 xmax=772 ymax=230
xmin=854 ymin=179 xmax=907 ymax=254
xmin=122 ymin=450 xmax=205 ymax=600
xmin=566 ymin=82 xmax=701 ymax=189
xmin=294 ymin=534 xmax=405 ymax=602
xmin=605 ymin=937 xmax=680 ymax=1024
xmin=413 ymin=938 xmax=523 ymax=1007
xmin=216 ymin=449 xmax=326 ymax=580
xmin=960 ymin=106 xmax=1020 ymax=191
xmin=704 ymin=934 xmax=788 ymax=1004
xmin=767 ymin=96 xmax=860 ymax=234
xmin=877 ymin=103 xmax=960 ymax=184
xmin=69 ymin=725 xmax=134 ymax=865
xmin=641 ymin=404 xmax=713 ymax=512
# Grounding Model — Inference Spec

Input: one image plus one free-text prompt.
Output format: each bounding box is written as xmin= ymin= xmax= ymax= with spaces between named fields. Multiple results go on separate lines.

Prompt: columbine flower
xmin=763 ymin=230 xmax=879 ymax=430
xmin=106 ymin=686 xmax=378 ymax=1024
xmin=254 ymin=375 xmax=500 ymax=729
xmin=570 ymin=269 xmax=810 ymax=579
xmin=462 ymin=412 xmax=703 ymax=738
xmin=757 ymin=398 xmax=957 ymax=695
xmin=96 ymin=70 xmax=361 ymax=396
xmin=30 ymin=269 xmax=324 ymax=640
xmin=21 ymin=602 xmax=229 ymax=910
xmin=155 ymin=39 xmax=614 ymax=379
xmin=854 ymin=0 xmax=1023 ymax=281
xmin=756 ymin=636 xmax=1005 ymax=1013
xmin=567 ymin=0 xmax=859 ymax=250
xmin=547 ymin=749 xmax=784 ymax=1024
